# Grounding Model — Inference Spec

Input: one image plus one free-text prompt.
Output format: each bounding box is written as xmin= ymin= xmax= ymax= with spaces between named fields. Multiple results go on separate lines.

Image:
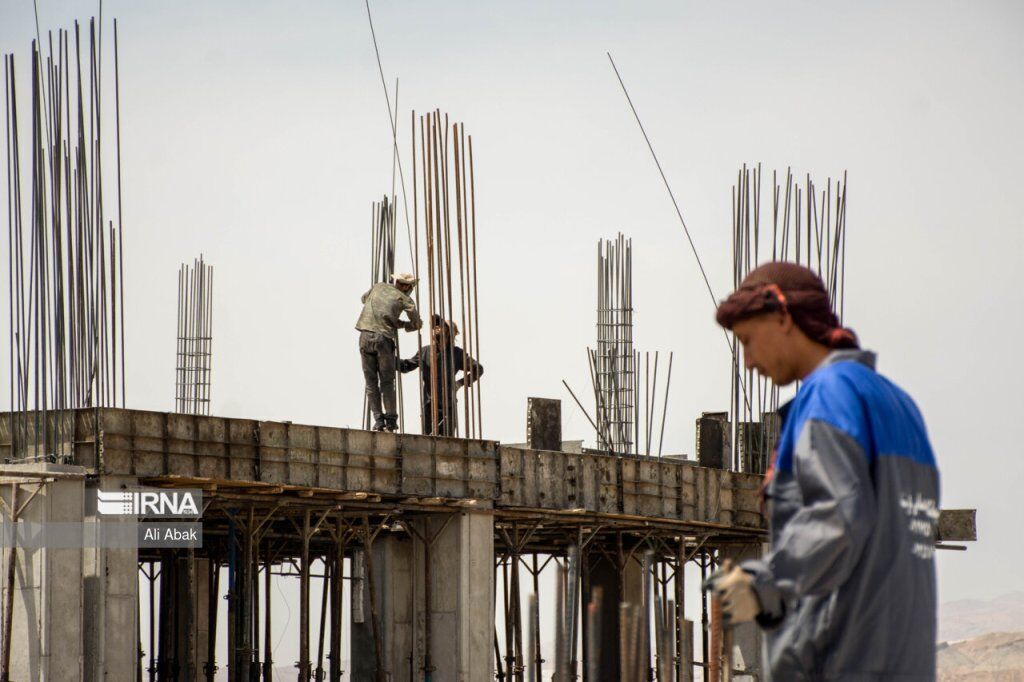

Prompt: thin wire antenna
xmin=608 ymin=52 xmax=752 ymax=415
xmin=607 ymin=53 xmax=716 ymax=309
xmin=364 ymin=0 xmax=416 ymax=280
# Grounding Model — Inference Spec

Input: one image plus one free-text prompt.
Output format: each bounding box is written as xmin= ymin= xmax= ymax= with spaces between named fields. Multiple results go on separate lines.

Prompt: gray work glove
xmin=702 ymin=559 xmax=761 ymax=626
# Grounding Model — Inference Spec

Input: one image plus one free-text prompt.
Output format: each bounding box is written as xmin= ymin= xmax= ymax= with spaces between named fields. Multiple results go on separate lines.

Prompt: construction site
xmin=0 ymin=3 xmax=995 ymax=682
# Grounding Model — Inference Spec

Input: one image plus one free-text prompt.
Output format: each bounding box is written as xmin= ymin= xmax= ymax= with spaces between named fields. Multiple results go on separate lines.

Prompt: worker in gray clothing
xmin=399 ymin=315 xmax=483 ymax=437
xmin=705 ymin=262 xmax=940 ymax=681
xmin=355 ymin=272 xmax=421 ymax=432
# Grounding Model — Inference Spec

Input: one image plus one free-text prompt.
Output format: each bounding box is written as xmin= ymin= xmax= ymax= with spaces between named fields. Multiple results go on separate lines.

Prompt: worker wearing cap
xmin=356 ymin=273 xmax=421 ymax=432
xmin=704 ymin=262 xmax=940 ymax=681
xmin=399 ymin=315 xmax=483 ymax=437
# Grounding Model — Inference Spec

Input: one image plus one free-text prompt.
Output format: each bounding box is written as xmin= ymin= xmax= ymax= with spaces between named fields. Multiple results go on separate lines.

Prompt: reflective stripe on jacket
xmin=744 ymin=350 xmax=940 ymax=681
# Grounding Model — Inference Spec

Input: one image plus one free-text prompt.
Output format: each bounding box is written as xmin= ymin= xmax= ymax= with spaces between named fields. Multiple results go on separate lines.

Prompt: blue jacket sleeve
xmin=744 ymin=419 xmax=876 ymax=623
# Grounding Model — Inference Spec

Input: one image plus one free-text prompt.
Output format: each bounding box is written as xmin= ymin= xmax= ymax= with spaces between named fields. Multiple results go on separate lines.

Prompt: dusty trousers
xmin=359 ymin=331 xmax=397 ymax=419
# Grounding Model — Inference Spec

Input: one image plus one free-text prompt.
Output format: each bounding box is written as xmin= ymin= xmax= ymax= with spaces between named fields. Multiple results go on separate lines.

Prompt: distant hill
xmin=941 ymin=592 xmax=1024 ymax=642
xmin=938 ymin=631 xmax=1024 ymax=681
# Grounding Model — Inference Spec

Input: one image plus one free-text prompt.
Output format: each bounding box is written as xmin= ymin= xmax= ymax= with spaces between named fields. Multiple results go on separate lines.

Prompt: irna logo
xmin=97 ymin=489 xmax=202 ymax=518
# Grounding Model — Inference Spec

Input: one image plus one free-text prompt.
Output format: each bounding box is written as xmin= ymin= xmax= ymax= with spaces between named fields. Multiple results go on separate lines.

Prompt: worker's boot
xmin=383 ymin=413 xmax=399 ymax=432
xmin=372 ymin=414 xmax=387 ymax=432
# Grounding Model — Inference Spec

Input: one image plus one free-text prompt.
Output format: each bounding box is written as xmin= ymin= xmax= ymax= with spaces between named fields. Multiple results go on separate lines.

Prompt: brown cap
xmin=715 ymin=262 xmax=858 ymax=349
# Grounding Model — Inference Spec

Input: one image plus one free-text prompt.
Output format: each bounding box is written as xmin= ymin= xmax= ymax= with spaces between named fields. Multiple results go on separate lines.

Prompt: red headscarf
xmin=715 ymin=262 xmax=858 ymax=349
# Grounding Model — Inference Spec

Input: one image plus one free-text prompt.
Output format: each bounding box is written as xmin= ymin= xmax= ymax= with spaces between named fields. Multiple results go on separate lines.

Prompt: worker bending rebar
xmin=355 ymin=273 xmax=421 ymax=432
xmin=400 ymin=315 xmax=483 ymax=437
xmin=704 ymin=262 xmax=940 ymax=682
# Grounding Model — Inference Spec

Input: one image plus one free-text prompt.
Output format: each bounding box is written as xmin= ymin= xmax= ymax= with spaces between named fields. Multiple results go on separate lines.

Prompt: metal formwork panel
xmin=726 ymin=471 xmax=764 ymax=528
xmin=679 ymin=461 xmax=697 ymax=518
xmin=194 ymin=416 xmax=230 ymax=479
xmin=693 ymin=465 xmax=722 ymax=523
xmin=622 ymin=458 xmax=680 ymax=518
xmin=499 ymin=448 xmax=620 ymax=513
xmin=536 ymin=450 xmax=568 ymax=508
xmin=0 ymin=409 xmax=770 ymax=529
xmin=568 ymin=454 xmax=598 ymax=510
xmin=225 ymin=418 xmax=259 ymax=480
xmin=101 ymin=408 xmax=160 ymax=476
xmin=312 ymin=426 xmax=352 ymax=490
xmin=498 ymin=447 xmax=535 ymax=507
xmin=272 ymin=423 xmax=318 ymax=488
xmin=462 ymin=438 xmax=499 ymax=500
xmin=338 ymin=428 xmax=399 ymax=494
xmin=400 ymin=434 xmax=498 ymax=500
xmin=0 ymin=410 xmax=85 ymax=463
xmin=597 ymin=456 xmax=619 ymax=513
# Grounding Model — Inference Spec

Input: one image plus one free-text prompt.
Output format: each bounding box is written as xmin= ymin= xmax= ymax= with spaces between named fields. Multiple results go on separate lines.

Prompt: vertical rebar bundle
xmin=585 ymin=235 xmax=674 ymax=457
xmin=411 ymin=110 xmax=483 ymax=438
xmin=4 ymin=17 xmax=127 ymax=460
xmin=729 ymin=165 xmax=849 ymax=471
xmin=369 ymin=195 xmax=396 ymax=286
xmin=362 ymin=195 xmax=406 ymax=431
xmin=594 ymin=234 xmax=634 ymax=453
xmin=174 ymin=256 xmax=213 ymax=415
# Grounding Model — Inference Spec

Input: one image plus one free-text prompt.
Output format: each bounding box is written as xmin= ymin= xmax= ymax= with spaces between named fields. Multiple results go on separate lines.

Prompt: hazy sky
xmin=3 ymin=0 xmax=1023 ymax=657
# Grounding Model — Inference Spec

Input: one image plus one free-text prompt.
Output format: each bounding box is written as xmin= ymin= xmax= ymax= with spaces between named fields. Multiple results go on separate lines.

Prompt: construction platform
xmin=0 ymin=408 xmax=975 ymax=681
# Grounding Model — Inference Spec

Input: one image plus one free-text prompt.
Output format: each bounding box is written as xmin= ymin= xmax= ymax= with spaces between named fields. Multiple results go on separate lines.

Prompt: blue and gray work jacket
xmin=744 ymin=350 xmax=940 ymax=681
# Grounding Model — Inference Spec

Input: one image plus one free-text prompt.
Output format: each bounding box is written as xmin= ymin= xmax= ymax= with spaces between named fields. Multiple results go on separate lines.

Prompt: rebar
xmin=411 ymin=110 xmax=484 ymax=438
xmin=594 ymin=234 xmax=634 ymax=453
xmin=4 ymin=16 xmax=128 ymax=461
xmin=362 ymin=195 xmax=404 ymax=430
xmin=174 ymin=255 xmax=213 ymax=415
xmin=728 ymin=165 xmax=849 ymax=471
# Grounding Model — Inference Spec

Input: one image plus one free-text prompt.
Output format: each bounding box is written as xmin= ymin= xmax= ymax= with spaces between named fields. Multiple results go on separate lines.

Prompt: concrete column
xmin=424 ymin=512 xmax=493 ymax=681
xmin=351 ymin=533 xmax=414 ymax=682
xmin=1 ymin=464 xmax=86 ymax=682
xmin=583 ymin=553 xmax=644 ymax=682
xmin=174 ymin=555 xmax=210 ymax=681
xmin=719 ymin=543 xmax=764 ymax=681
xmin=350 ymin=512 xmax=494 ymax=682
xmin=83 ymin=475 xmax=140 ymax=682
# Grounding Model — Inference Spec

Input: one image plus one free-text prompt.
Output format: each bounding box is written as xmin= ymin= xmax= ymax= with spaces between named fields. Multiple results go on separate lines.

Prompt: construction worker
xmin=704 ymin=262 xmax=940 ymax=681
xmin=356 ymin=273 xmax=421 ymax=432
xmin=399 ymin=315 xmax=483 ymax=436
